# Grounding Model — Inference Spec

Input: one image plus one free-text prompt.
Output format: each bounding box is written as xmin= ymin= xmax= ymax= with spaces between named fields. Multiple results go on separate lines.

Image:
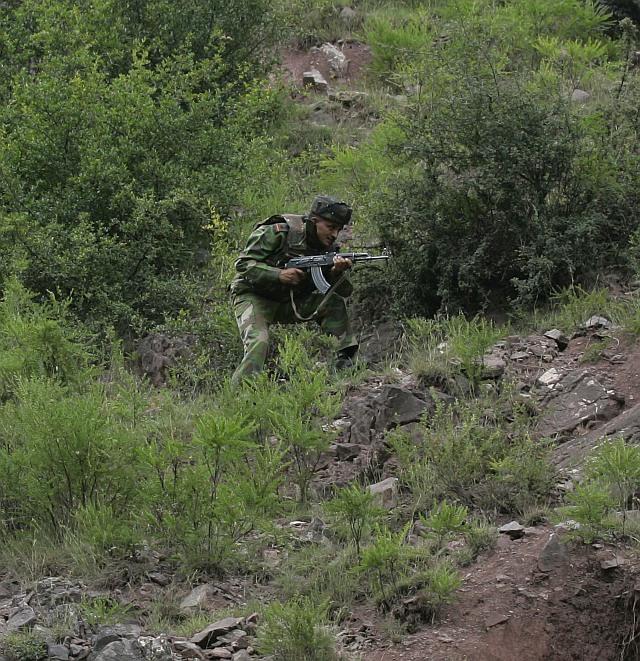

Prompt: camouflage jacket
xmin=229 ymin=214 xmax=353 ymax=302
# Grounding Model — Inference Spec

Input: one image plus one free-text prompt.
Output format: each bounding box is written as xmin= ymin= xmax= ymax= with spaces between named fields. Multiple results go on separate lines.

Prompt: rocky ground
xmin=4 ymin=312 xmax=640 ymax=660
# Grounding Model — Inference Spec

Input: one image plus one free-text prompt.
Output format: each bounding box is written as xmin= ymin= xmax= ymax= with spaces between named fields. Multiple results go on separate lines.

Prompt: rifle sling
xmin=289 ymin=271 xmax=348 ymax=322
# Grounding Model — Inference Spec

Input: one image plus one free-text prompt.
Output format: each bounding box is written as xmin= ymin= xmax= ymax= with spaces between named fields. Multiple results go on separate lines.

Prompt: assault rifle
xmin=285 ymin=250 xmax=390 ymax=294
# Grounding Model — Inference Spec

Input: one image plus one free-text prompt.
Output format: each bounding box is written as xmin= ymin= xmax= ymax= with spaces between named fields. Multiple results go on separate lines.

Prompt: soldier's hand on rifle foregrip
xmin=279 ymin=267 xmax=306 ymax=286
xmin=331 ymin=255 xmax=353 ymax=275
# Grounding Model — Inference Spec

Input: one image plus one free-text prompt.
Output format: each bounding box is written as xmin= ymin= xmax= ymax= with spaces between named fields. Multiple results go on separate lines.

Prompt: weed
xmin=78 ymin=596 xmax=135 ymax=627
xmin=564 ymin=482 xmax=614 ymax=543
xmin=256 ymin=597 xmax=337 ymax=661
xmin=419 ymin=500 xmax=469 ymax=550
xmin=579 ymin=338 xmax=611 ymax=364
xmin=324 ymin=483 xmax=384 ymax=557
xmin=587 ymin=438 xmax=640 ymax=536
xmin=0 ymin=630 xmax=47 ymax=661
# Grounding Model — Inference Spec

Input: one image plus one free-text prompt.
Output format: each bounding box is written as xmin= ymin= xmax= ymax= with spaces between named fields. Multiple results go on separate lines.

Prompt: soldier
xmin=230 ymin=195 xmax=358 ymax=386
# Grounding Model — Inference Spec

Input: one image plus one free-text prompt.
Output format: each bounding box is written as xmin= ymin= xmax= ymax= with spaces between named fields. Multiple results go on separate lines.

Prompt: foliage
xmin=419 ymin=500 xmax=468 ymax=549
xmin=564 ymin=482 xmax=614 ymax=542
xmin=587 ymin=438 xmax=640 ymax=535
xmin=359 ymin=522 xmax=418 ymax=607
xmin=390 ymin=398 xmax=554 ymax=512
xmin=0 ymin=1 xmax=289 ymax=334
xmin=256 ymin=596 xmax=338 ymax=661
xmin=79 ymin=596 xmax=134 ymax=627
xmin=0 ymin=280 xmax=89 ymax=400
xmin=267 ymin=332 xmax=342 ymax=502
xmin=325 ymin=483 xmax=384 ymax=556
xmin=0 ymin=630 xmax=47 ymax=661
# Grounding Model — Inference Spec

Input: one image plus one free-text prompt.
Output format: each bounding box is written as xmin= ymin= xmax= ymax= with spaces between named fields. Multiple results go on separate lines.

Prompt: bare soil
xmin=366 ymin=528 xmax=637 ymax=660
xmin=279 ymin=42 xmax=373 ymax=89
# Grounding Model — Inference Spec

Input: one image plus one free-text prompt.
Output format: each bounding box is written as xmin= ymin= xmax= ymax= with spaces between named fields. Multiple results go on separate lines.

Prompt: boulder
xmin=91 ymin=640 xmax=143 ymax=661
xmin=369 ymin=477 xmax=399 ymax=509
xmin=499 ymin=521 xmax=525 ymax=539
xmin=180 ymin=584 xmax=216 ymax=614
xmin=538 ymin=534 xmax=569 ymax=572
xmin=5 ymin=606 xmax=37 ymax=631
xmin=319 ymin=43 xmax=349 ymax=77
xmin=554 ymin=402 xmax=640 ymax=469
xmin=302 ymin=69 xmax=328 ymax=92
xmin=373 ymin=385 xmax=433 ymax=430
xmin=571 ymin=89 xmax=590 ymax=103
xmin=544 ymin=329 xmax=569 ymax=351
xmin=191 ymin=618 xmax=244 ymax=649
xmin=340 ymin=6 xmax=357 ymax=22
xmin=537 ymin=371 xmax=623 ymax=439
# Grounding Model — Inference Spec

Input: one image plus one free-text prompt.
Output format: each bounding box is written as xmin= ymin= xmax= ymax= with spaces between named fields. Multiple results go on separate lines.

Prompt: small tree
xmin=325 ymin=483 xmax=383 ymax=557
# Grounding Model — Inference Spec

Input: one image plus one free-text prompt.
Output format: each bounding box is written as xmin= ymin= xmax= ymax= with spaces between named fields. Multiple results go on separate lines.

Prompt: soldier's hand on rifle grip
xmin=331 ymin=255 xmax=353 ymax=275
xmin=279 ymin=267 xmax=306 ymax=286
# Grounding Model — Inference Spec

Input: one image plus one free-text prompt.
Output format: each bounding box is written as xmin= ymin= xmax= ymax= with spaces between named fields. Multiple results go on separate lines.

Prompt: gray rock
xmin=544 ymin=329 xmax=569 ymax=351
xmin=91 ymin=640 xmax=143 ymax=661
xmin=571 ymin=89 xmax=590 ymax=103
xmin=601 ymin=555 xmax=625 ymax=570
xmin=48 ymin=643 xmax=70 ymax=660
xmin=485 ymin=613 xmax=509 ymax=628
xmin=302 ymin=68 xmax=328 ymax=92
xmin=373 ymin=385 xmax=433 ymax=430
xmin=554 ymin=402 xmax=640 ymax=469
xmin=6 ymin=606 xmax=37 ymax=631
xmin=538 ymin=534 xmax=569 ymax=572
xmin=340 ymin=6 xmax=357 ymax=21
xmin=147 ymin=572 xmax=171 ymax=587
xmin=138 ymin=635 xmax=174 ymax=660
xmin=482 ymin=354 xmax=506 ymax=379
xmin=190 ymin=618 xmax=244 ymax=648
xmin=320 ymin=43 xmax=348 ymax=77
xmin=584 ymin=315 xmax=612 ymax=329
xmin=368 ymin=477 xmax=399 ymax=509
xmin=172 ymin=640 xmax=205 ymax=659
xmin=232 ymin=651 xmax=251 ymax=661
xmin=218 ymin=629 xmax=248 ymax=649
xmin=510 ymin=351 xmax=530 ymax=361
xmin=180 ymin=584 xmax=216 ymax=614
xmin=537 ymin=371 xmax=623 ymax=438
xmin=209 ymin=649 xmax=233 ymax=659
xmin=327 ymin=90 xmax=367 ymax=107
xmin=333 ymin=442 xmax=361 ymax=461
xmin=94 ymin=625 xmax=142 ymax=653
xmin=538 ymin=368 xmax=562 ymax=387
xmin=358 ymin=320 xmax=404 ymax=365
xmin=499 ymin=521 xmax=525 ymax=539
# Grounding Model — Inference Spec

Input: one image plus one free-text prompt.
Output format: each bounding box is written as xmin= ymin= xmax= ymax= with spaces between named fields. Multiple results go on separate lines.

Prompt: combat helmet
xmin=310 ymin=195 xmax=352 ymax=226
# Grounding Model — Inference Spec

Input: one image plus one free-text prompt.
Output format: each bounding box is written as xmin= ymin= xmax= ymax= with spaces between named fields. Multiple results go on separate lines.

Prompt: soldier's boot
xmin=335 ymin=345 xmax=358 ymax=371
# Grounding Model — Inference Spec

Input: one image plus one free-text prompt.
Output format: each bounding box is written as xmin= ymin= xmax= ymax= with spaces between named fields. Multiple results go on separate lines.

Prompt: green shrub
xmin=257 ymin=597 xmax=337 ymax=661
xmin=1 ymin=630 xmax=47 ymax=661
xmin=390 ymin=399 xmax=554 ymax=512
xmin=325 ymin=483 xmax=384 ymax=556
xmin=419 ymin=500 xmax=469 ymax=550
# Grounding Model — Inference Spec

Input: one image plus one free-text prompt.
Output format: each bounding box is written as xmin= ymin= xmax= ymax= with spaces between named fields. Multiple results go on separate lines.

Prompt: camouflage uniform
xmin=230 ymin=213 xmax=357 ymax=385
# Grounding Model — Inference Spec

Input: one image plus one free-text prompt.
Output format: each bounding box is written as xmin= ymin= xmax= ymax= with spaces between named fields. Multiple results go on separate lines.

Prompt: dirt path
xmin=367 ymin=526 xmax=635 ymax=660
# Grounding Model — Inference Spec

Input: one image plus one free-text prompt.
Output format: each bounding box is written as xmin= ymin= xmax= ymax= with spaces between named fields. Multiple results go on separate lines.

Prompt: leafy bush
xmin=419 ymin=500 xmax=468 ymax=549
xmin=390 ymin=399 xmax=554 ymax=512
xmin=257 ymin=597 xmax=338 ymax=661
xmin=325 ymin=483 xmax=384 ymax=556
xmin=0 ymin=630 xmax=46 ymax=661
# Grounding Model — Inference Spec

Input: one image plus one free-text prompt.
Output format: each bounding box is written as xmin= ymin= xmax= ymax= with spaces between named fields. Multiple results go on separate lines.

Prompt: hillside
xmin=2 ymin=1 xmax=640 ymax=660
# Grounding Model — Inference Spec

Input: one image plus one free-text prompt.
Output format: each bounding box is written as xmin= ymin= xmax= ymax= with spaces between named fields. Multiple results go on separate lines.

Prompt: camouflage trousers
xmin=231 ymin=291 xmax=357 ymax=386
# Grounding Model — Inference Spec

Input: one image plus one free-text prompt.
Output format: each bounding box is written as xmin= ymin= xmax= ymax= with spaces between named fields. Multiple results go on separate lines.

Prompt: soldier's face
xmin=314 ymin=217 xmax=342 ymax=247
